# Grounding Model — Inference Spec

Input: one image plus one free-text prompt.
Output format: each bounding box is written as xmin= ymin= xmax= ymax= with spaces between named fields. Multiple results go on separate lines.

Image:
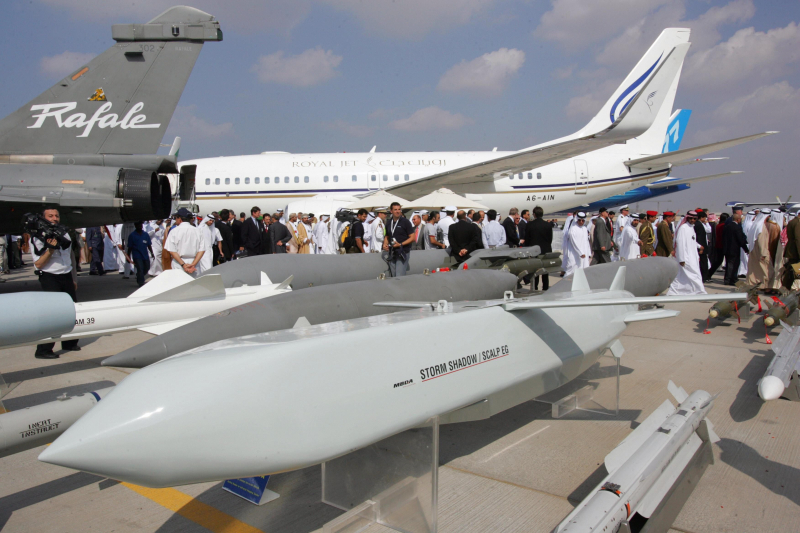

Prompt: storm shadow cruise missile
xmin=763 ymin=291 xmax=799 ymax=327
xmin=757 ymin=322 xmax=800 ymax=401
xmin=204 ymin=248 xmax=451 ymax=288
xmin=102 ymin=270 xmax=518 ymax=368
xmin=39 ymin=267 xmax=745 ymax=487
xmin=2 ymin=269 xmax=292 ymax=350
xmin=0 ymin=387 xmax=113 ymax=458
xmin=0 ymin=293 xmax=75 ymax=347
xmin=555 ymin=382 xmax=719 ymax=533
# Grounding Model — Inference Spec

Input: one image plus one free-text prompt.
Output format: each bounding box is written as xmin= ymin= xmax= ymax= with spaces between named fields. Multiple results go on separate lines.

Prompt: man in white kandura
xmin=667 ymin=210 xmax=706 ymax=295
xmin=565 ymin=212 xmax=591 ymax=276
xmin=195 ymin=215 xmax=216 ymax=275
xmin=620 ymin=214 xmax=643 ymax=260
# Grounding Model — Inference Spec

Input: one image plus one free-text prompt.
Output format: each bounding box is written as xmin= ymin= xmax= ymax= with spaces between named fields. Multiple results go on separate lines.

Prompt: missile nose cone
xmin=764 ymin=316 xmax=775 ymax=327
xmin=758 ymin=376 xmax=784 ymax=401
xmin=709 ymin=309 xmax=718 ymax=318
xmin=102 ymin=337 xmax=169 ymax=368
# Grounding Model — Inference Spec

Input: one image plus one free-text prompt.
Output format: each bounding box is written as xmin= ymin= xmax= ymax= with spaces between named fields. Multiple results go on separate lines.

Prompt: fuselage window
xmin=235 ymin=178 xmax=240 ymax=185
xmin=404 ymin=174 xmax=409 ymax=181
xmin=352 ymin=175 xmax=357 ymax=182
xmin=382 ymin=175 xmax=388 ymax=182
xmin=262 ymin=177 xmax=267 ymax=184
xmin=333 ymin=175 xmax=339 ymax=182
xmin=537 ymin=172 xmax=542 ymax=179
xmin=225 ymin=178 xmax=230 ymax=185
xmin=324 ymin=175 xmax=329 ymax=183
xmin=294 ymin=176 xmax=299 ymax=183
xmin=394 ymin=174 xmax=399 ymax=181
xmin=214 ymin=178 xmax=220 ymax=185
xmin=284 ymin=176 xmax=289 ymax=183
xmin=304 ymin=176 xmax=309 ymax=183
xmin=371 ymin=174 xmax=377 ymax=182
xmin=255 ymin=177 xmax=260 ymax=184
xmin=244 ymin=177 xmax=250 ymax=184
xmin=205 ymin=178 xmax=210 ymax=185
xmin=527 ymin=173 xmax=532 ymax=179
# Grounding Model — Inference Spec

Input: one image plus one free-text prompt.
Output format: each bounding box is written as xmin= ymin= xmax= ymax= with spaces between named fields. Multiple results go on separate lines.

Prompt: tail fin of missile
xmin=609 ymin=266 xmax=626 ymax=292
xmin=128 ymin=269 xmax=193 ymax=299
xmin=140 ymin=274 xmax=225 ymax=303
xmin=668 ymin=380 xmax=688 ymax=403
xmin=260 ymin=272 xmax=272 ymax=285
xmin=0 ymin=6 xmax=222 ymax=156
xmin=275 ymin=275 xmax=294 ymax=291
xmin=571 ymin=268 xmax=590 ymax=292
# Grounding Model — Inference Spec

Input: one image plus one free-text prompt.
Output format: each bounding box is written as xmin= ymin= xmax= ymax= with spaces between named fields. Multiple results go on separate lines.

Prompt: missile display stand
xmin=322 ymin=416 xmax=439 ymax=533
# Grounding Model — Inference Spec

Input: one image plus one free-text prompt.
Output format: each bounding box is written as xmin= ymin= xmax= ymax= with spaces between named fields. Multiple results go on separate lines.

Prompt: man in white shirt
xmin=30 ymin=208 xmax=80 ymax=358
xmin=438 ymin=206 xmax=457 ymax=248
xmin=164 ymin=208 xmax=204 ymax=277
xmin=482 ymin=209 xmax=507 ymax=249
xmin=370 ymin=209 xmax=388 ymax=252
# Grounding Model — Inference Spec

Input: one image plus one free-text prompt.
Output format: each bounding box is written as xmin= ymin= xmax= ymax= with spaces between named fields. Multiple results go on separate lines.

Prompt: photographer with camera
xmin=382 ymin=202 xmax=414 ymax=277
xmin=27 ymin=208 xmax=80 ymax=358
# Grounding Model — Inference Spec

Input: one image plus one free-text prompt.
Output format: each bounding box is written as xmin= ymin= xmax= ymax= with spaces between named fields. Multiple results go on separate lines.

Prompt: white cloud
xmin=251 ymin=48 xmax=342 ymax=87
xmin=437 ymin=48 xmax=525 ymax=96
xmin=564 ymin=79 xmax=618 ymax=119
xmin=552 ymin=65 xmax=576 ymax=80
xmin=684 ymin=23 xmax=800 ymax=92
xmin=534 ymin=0 xmax=672 ymax=51
xmin=318 ymin=0 xmax=496 ymax=39
xmin=167 ymin=106 xmax=233 ymax=139
xmin=40 ymin=51 xmax=95 ymax=78
xmin=713 ymin=81 xmax=800 ymax=124
xmin=322 ymin=120 xmax=375 ymax=137
xmin=389 ymin=107 xmax=473 ymax=132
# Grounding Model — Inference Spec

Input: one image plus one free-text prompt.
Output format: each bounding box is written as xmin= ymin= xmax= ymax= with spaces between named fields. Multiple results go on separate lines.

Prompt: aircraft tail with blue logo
xmin=662 ymin=109 xmax=691 ymax=153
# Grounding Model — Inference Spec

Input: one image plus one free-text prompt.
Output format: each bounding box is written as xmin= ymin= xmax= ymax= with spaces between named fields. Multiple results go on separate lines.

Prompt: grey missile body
xmin=0 ymin=387 xmax=113 ymax=458
xmin=0 ymin=293 xmax=75 ymax=348
xmin=103 ymin=269 xmax=517 ymax=368
xmin=551 ymin=257 xmax=678 ymax=297
xmin=206 ymin=249 xmax=451 ymax=288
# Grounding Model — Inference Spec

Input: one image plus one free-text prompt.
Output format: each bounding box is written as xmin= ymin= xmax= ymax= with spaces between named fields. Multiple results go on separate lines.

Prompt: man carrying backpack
xmin=349 ymin=209 xmax=368 ymax=253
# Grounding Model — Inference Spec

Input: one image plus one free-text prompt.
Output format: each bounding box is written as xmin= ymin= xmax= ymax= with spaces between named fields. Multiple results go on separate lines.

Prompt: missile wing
xmin=40 ymin=267 xmax=745 ymax=487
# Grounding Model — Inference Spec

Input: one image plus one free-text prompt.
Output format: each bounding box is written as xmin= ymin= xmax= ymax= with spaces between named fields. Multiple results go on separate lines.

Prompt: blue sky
xmin=1 ymin=0 xmax=798 ymax=212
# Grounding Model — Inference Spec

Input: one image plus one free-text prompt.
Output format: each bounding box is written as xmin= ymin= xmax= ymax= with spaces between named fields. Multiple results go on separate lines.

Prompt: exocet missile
xmin=0 ymin=387 xmax=113 ymax=458
xmin=102 ymin=270 xmax=518 ymax=368
xmin=757 ymin=322 xmax=800 ymax=401
xmin=39 ymin=267 xmax=743 ymax=487
xmin=205 ymin=248 xmax=451 ymax=288
xmin=556 ymin=382 xmax=719 ymax=533
xmin=763 ymin=291 xmax=798 ymax=327
xmin=0 ymin=293 xmax=75 ymax=348
xmin=3 ymin=269 xmax=292 ymax=350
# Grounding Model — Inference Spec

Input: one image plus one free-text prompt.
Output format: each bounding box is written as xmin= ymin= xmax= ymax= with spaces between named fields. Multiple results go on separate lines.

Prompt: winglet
xmin=609 ymin=266 xmax=626 ymax=292
xmin=571 ymin=268 xmax=590 ymax=292
xmin=140 ymin=274 xmax=225 ymax=303
xmin=275 ymin=275 xmax=294 ymax=291
xmin=169 ymin=136 xmax=181 ymax=157
xmin=668 ymin=380 xmax=689 ymax=403
xmin=260 ymin=272 xmax=272 ymax=285
xmin=293 ymin=316 xmax=311 ymax=329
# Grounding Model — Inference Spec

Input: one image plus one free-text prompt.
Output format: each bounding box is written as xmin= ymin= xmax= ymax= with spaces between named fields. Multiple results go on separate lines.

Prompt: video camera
xmin=22 ymin=213 xmax=71 ymax=252
xmin=335 ymin=208 xmax=358 ymax=224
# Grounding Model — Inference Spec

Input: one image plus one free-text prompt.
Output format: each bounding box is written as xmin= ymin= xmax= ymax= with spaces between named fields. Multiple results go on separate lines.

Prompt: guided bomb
xmin=764 ymin=291 xmax=798 ymax=327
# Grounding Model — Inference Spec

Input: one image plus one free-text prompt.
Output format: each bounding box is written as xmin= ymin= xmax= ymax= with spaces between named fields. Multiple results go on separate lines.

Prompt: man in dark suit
xmin=518 ymin=209 xmax=529 ymax=245
xmin=270 ymin=219 xmax=292 ymax=254
xmin=215 ymin=209 xmax=234 ymax=263
xmin=448 ymin=210 xmax=481 ymax=263
xmin=471 ymin=212 xmax=485 ymax=249
xmin=722 ymin=209 xmax=749 ymax=285
xmin=592 ymin=207 xmax=613 ymax=264
xmin=239 ymin=206 xmax=265 ymax=257
xmin=231 ymin=211 xmax=244 ymax=254
xmin=694 ymin=210 xmax=711 ymax=282
xmin=502 ymin=207 xmax=521 ymax=247
xmin=523 ymin=206 xmax=553 ymax=290
xmin=410 ymin=212 xmax=426 ymax=251
xmin=85 ymin=226 xmax=105 ymax=275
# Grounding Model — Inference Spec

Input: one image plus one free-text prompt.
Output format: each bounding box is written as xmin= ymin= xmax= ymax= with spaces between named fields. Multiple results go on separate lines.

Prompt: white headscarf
xmin=770 ymin=209 xmax=784 ymax=230
xmin=746 ymin=211 xmax=768 ymax=247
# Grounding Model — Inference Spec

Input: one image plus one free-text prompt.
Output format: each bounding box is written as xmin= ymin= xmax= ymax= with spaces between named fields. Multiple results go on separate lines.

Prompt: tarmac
xmin=0 ymin=256 xmax=798 ymax=533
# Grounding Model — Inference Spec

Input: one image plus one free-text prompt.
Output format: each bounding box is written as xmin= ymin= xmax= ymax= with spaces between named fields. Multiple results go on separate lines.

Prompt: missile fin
xmin=609 ymin=266 xmax=626 ymax=292
xmin=128 ymin=269 xmax=193 ymax=299
xmin=293 ymin=316 xmax=311 ymax=329
xmin=260 ymin=271 xmax=273 ymax=285
xmin=140 ymin=274 xmax=226 ymax=303
xmin=635 ymin=432 xmax=703 ymax=518
xmin=668 ymin=380 xmax=688 ymax=403
xmin=571 ymin=268 xmax=590 ymax=292
xmin=138 ymin=319 xmax=196 ymax=336
xmin=604 ymin=399 xmax=675 ymax=474
xmin=697 ymin=418 xmax=720 ymax=444
xmin=623 ymin=309 xmax=680 ymax=322
xmin=275 ymin=275 xmax=294 ymax=291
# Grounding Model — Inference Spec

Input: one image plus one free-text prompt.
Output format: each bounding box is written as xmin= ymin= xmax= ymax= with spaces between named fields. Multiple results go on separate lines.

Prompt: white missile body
xmin=0 ymin=387 xmax=113 ymax=458
xmin=758 ymin=322 xmax=800 ymax=401
xmin=556 ymin=382 xmax=719 ymax=533
xmin=5 ymin=270 xmax=292 ymax=349
xmin=39 ymin=268 xmax=744 ymax=488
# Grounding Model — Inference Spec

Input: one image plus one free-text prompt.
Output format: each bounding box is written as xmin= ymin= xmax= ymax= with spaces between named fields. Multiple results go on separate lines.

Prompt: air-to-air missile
xmin=757 ymin=322 xmax=800 ymax=401
xmin=0 ymin=387 xmax=113 ymax=458
xmin=555 ymin=382 xmax=719 ymax=532
xmin=0 ymin=293 xmax=75 ymax=347
xmin=763 ymin=290 xmax=799 ymax=327
xmin=39 ymin=267 xmax=745 ymax=487
xmin=1 ymin=269 xmax=292 ymax=350
xmin=103 ymin=270 xmax=518 ymax=368
xmin=708 ymin=282 xmax=758 ymax=320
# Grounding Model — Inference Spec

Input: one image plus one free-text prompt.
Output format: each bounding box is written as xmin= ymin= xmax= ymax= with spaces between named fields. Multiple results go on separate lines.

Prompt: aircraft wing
xmin=646 ymin=171 xmax=743 ymax=189
xmin=384 ymin=42 xmax=691 ymax=200
xmin=625 ymin=132 xmax=776 ymax=170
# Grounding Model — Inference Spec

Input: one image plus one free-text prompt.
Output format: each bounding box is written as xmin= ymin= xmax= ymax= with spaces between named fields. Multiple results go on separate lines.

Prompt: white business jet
xmin=184 ymin=28 xmax=774 ymax=216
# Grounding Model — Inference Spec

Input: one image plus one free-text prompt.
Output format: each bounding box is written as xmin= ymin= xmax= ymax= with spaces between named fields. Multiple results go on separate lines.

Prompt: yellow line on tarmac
xmin=121 ymin=482 xmax=263 ymax=533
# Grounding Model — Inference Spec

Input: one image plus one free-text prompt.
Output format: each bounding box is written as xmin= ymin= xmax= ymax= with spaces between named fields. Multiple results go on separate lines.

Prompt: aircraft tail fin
xmin=662 ymin=109 xmax=691 ymax=153
xmin=0 ymin=6 xmax=222 ymax=156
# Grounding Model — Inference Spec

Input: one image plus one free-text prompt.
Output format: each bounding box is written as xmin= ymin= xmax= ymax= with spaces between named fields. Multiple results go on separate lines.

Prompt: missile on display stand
xmin=102 ymin=270 xmax=518 ymax=368
xmin=0 ymin=293 xmax=75 ymax=348
xmin=708 ymin=283 xmax=758 ymax=320
xmin=757 ymin=322 xmax=800 ymax=401
xmin=40 ymin=267 xmax=745 ymax=487
xmin=763 ymin=291 xmax=799 ymax=327
xmin=555 ymin=382 xmax=719 ymax=532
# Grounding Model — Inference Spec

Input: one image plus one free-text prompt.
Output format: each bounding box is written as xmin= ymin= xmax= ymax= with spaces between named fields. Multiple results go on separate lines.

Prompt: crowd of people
xmin=561 ymin=205 xmax=800 ymax=296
